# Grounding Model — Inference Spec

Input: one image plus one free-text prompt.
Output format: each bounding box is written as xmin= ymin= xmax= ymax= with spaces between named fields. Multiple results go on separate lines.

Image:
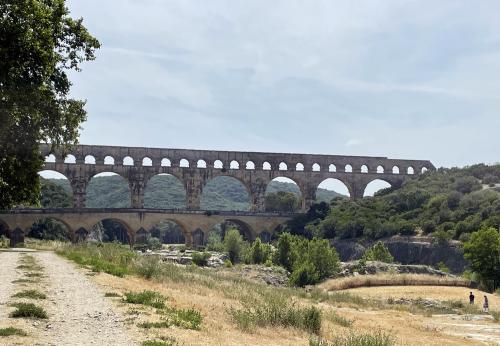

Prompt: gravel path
xmin=0 ymin=250 xmax=138 ymax=346
xmin=0 ymin=250 xmax=20 ymax=320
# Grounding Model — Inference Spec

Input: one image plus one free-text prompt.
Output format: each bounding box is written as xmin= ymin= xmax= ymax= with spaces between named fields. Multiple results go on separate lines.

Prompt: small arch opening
xmin=104 ymin=156 xmax=115 ymax=165
xmin=230 ymin=160 xmax=240 ymax=170
xmin=407 ymin=166 xmax=415 ymax=175
xmin=361 ymin=165 xmax=369 ymax=173
xmin=377 ymin=165 xmax=384 ymax=174
xmin=161 ymin=158 xmax=171 ymax=167
xmin=180 ymin=159 xmax=190 ymax=168
xmin=345 ymin=164 xmax=353 ymax=173
xmin=214 ymin=160 xmax=223 ymax=169
xmin=64 ymin=154 xmax=76 ymax=164
xmin=197 ymin=159 xmax=207 ymax=168
xmin=392 ymin=166 xmax=400 ymax=174
xmin=263 ymin=162 xmax=272 ymax=171
xmin=421 ymin=167 xmax=428 ymax=173
xmin=279 ymin=162 xmax=288 ymax=171
xmin=329 ymin=164 xmax=336 ymax=172
xmin=142 ymin=157 xmax=153 ymax=166
xmin=85 ymin=155 xmax=96 ymax=164
xmin=312 ymin=163 xmax=321 ymax=172
xmin=45 ymin=154 xmax=56 ymax=163
xmin=246 ymin=161 xmax=255 ymax=170
xmin=296 ymin=163 xmax=304 ymax=171
xmin=123 ymin=156 xmax=134 ymax=166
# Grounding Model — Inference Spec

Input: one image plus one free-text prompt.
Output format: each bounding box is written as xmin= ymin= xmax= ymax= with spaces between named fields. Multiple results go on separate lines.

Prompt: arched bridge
xmin=39 ymin=143 xmax=435 ymax=211
xmin=0 ymin=208 xmax=292 ymax=247
xmin=1 ymin=144 xmax=434 ymax=247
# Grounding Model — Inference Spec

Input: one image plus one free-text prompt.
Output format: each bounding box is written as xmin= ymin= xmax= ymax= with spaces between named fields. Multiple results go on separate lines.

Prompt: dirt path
xmin=0 ymin=249 xmax=138 ymax=346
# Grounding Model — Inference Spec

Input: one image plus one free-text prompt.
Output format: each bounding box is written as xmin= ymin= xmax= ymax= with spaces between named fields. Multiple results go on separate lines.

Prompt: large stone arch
xmin=143 ymin=173 xmax=187 ymax=209
xmin=86 ymin=172 xmax=131 ymax=208
xmin=0 ymin=218 xmax=10 ymax=238
xmin=363 ymin=178 xmax=393 ymax=197
xmin=90 ymin=218 xmax=134 ymax=245
xmin=224 ymin=218 xmax=255 ymax=241
xmin=316 ymin=177 xmax=351 ymax=201
xmin=200 ymin=175 xmax=252 ymax=211
xmin=265 ymin=176 xmax=303 ymax=212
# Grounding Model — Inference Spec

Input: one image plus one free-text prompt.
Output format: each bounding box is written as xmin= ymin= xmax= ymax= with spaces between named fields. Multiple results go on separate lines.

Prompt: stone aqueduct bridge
xmin=0 ymin=144 xmax=434 ymax=246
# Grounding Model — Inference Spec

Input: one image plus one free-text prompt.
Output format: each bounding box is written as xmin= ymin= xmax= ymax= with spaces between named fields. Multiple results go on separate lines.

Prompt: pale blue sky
xmin=66 ymin=0 xmax=500 ymax=169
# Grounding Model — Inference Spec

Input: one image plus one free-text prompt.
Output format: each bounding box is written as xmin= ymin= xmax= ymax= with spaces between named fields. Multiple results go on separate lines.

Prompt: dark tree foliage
xmin=463 ymin=227 xmax=500 ymax=291
xmin=265 ymin=191 xmax=299 ymax=212
xmin=289 ymin=165 xmax=500 ymax=241
xmin=0 ymin=0 xmax=100 ymax=209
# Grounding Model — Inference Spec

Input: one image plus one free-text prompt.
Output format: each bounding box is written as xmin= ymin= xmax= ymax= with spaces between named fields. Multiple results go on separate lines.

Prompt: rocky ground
xmin=0 ymin=249 xmax=138 ymax=346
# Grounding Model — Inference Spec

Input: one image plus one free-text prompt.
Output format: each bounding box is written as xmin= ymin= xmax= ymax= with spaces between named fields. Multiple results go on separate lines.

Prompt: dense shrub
xmin=361 ymin=241 xmax=394 ymax=263
xmin=275 ymin=234 xmax=340 ymax=286
xmin=191 ymin=252 xmax=211 ymax=266
xmin=224 ymin=229 xmax=244 ymax=263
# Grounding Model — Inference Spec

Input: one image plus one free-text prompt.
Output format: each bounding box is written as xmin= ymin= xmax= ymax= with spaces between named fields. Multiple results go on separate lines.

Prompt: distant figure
xmin=483 ymin=296 xmax=489 ymax=313
xmin=469 ymin=292 xmax=475 ymax=304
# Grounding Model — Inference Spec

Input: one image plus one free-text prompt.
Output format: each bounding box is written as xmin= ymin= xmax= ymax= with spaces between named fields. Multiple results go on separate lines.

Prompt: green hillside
xmin=292 ymin=164 xmax=500 ymax=241
xmin=43 ymin=174 xmax=344 ymax=210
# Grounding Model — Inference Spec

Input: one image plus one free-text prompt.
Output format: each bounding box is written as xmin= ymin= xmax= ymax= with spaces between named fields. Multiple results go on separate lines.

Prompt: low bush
xmin=229 ymin=295 xmax=322 ymax=334
xmin=142 ymin=339 xmax=177 ymax=346
xmin=124 ymin=290 xmax=166 ymax=309
xmin=134 ymin=255 xmax=162 ymax=279
xmin=12 ymin=290 xmax=46 ymax=300
xmin=0 ymin=327 xmax=27 ymax=337
xmin=491 ymin=310 xmax=500 ymax=322
xmin=361 ymin=242 xmax=394 ymax=263
xmin=10 ymin=303 xmax=48 ymax=319
xmin=104 ymin=292 xmax=121 ymax=297
xmin=309 ymin=330 xmax=395 ymax=346
xmin=191 ymin=252 xmax=211 ymax=267
xmin=158 ymin=307 xmax=203 ymax=330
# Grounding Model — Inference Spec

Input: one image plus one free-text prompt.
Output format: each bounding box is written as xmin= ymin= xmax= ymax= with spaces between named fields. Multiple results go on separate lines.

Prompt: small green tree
xmin=463 ymin=227 xmax=500 ymax=291
xmin=274 ymin=233 xmax=295 ymax=271
xmin=362 ymin=241 xmax=394 ymax=263
xmin=224 ymin=229 xmax=244 ymax=264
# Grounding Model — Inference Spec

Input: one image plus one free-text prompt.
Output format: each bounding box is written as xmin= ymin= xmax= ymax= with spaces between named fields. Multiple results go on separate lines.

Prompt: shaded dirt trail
xmin=0 ymin=250 xmax=138 ymax=346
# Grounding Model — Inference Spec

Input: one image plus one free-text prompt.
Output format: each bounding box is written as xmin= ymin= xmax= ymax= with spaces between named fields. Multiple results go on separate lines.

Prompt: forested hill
xmin=293 ymin=164 xmax=500 ymax=241
xmin=42 ymin=175 xmax=344 ymax=210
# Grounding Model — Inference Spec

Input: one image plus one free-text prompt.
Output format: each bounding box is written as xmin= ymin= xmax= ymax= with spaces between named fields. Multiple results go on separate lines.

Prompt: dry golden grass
xmin=87 ymin=268 xmax=489 ymax=346
xmin=319 ymin=274 xmax=470 ymax=291
xmin=345 ymin=286 xmax=499 ymax=311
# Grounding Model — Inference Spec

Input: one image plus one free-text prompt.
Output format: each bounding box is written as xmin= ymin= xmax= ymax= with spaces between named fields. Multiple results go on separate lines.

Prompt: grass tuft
xmin=158 ymin=306 xmax=203 ymax=330
xmin=12 ymin=290 xmax=47 ymax=300
xmin=326 ymin=311 xmax=354 ymax=327
xmin=310 ymin=330 xmax=395 ymax=346
xmin=104 ymin=292 xmax=121 ymax=297
xmin=0 ymin=327 xmax=28 ymax=337
xmin=10 ymin=303 xmax=48 ymax=319
xmin=124 ymin=290 xmax=166 ymax=309
xmin=142 ymin=339 xmax=177 ymax=346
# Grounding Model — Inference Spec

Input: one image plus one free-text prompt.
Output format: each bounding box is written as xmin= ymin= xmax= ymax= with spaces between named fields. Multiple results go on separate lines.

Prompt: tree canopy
xmin=0 ymin=0 xmax=100 ymax=209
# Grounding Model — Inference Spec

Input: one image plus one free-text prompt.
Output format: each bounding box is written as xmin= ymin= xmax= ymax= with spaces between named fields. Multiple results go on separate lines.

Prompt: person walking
xmin=469 ymin=292 xmax=475 ymax=304
xmin=483 ymin=295 xmax=489 ymax=313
